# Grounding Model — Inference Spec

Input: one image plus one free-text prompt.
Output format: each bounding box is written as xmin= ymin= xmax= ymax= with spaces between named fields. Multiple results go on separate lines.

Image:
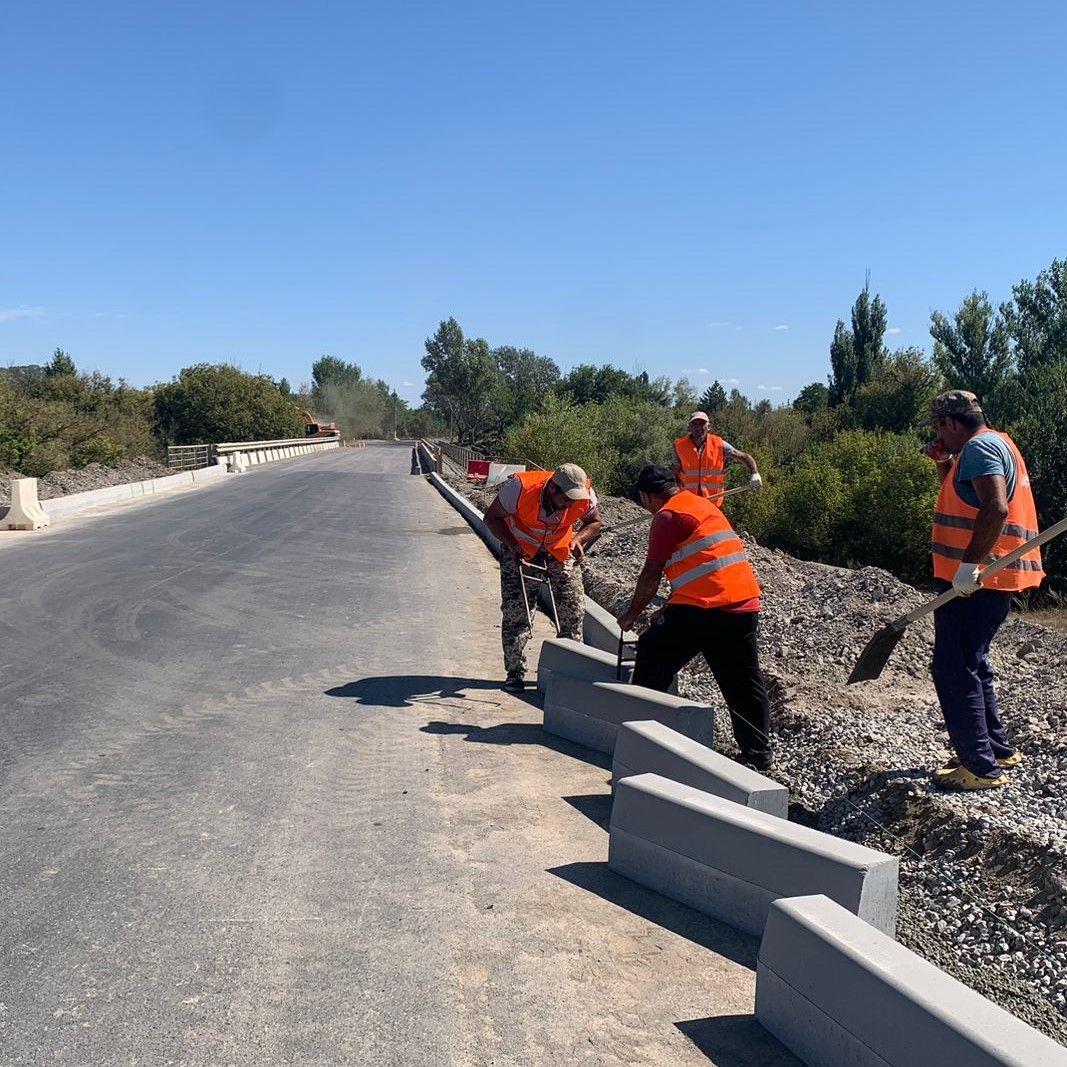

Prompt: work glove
xmin=749 ymin=473 xmax=763 ymax=493
xmin=952 ymin=562 xmax=982 ymax=597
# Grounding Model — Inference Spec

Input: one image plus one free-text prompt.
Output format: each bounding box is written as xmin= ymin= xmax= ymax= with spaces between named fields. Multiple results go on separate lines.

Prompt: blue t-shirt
xmin=954 ymin=432 xmax=1017 ymax=509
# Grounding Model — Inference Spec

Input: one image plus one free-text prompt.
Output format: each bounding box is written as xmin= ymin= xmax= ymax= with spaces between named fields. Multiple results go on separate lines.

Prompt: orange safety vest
xmin=931 ymin=431 xmax=1044 ymax=592
xmin=505 ymin=470 xmax=592 ymax=562
xmin=674 ymin=435 xmax=726 ymax=498
xmin=661 ymin=491 xmax=761 ymax=608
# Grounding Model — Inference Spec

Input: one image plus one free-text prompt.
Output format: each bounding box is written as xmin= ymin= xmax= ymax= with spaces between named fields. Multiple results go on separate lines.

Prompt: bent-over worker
xmin=616 ymin=465 xmax=773 ymax=770
xmin=672 ymin=410 xmax=762 ymax=499
xmin=926 ymin=390 xmax=1044 ymax=791
xmin=484 ymin=464 xmax=602 ymax=692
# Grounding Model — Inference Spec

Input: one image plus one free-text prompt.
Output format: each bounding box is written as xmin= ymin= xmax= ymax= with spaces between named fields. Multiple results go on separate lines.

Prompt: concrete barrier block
xmin=3 ymin=477 xmax=51 ymax=530
xmin=757 ymin=895 xmax=1067 ymax=1067
xmin=613 ymin=720 xmax=788 ymax=816
xmin=609 ymin=773 xmax=898 ymax=936
xmin=537 ymin=638 xmax=628 ymax=695
xmin=582 ymin=596 xmax=638 ymax=656
xmin=544 ymin=675 xmax=713 ymax=755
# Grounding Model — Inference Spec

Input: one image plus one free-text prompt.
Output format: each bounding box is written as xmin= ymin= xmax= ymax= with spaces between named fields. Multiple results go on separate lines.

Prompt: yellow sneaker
xmin=934 ymin=766 xmax=1006 ymax=791
xmin=934 ymin=753 xmax=1023 ymax=777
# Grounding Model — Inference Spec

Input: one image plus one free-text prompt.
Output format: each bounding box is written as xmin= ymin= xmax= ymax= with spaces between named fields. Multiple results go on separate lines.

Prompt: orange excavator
xmin=301 ymin=410 xmax=341 ymax=438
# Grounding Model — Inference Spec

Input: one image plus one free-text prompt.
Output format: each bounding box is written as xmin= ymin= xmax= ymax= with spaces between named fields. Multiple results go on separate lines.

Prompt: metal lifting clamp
xmin=518 ymin=551 xmax=561 ymax=636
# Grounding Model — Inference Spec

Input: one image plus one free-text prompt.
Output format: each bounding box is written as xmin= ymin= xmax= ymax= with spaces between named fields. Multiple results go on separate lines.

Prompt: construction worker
xmin=484 ymin=464 xmax=602 ymax=692
xmin=616 ymin=465 xmax=773 ymax=770
xmin=672 ymin=411 xmax=762 ymax=499
xmin=926 ymin=390 xmax=1044 ymax=791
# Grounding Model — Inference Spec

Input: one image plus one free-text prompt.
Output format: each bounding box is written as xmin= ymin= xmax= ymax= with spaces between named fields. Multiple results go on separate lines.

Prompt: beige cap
xmin=931 ymin=389 xmax=983 ymax=417
xmin=688 ymin=411 xmax=710 ymax=424
xmin=551 ymin=463 xmax=590 ymax=500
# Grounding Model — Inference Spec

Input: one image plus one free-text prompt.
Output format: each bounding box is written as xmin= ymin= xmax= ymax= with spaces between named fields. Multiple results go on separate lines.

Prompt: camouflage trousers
xmin=499 ymin=551 xmax=585 ymax=677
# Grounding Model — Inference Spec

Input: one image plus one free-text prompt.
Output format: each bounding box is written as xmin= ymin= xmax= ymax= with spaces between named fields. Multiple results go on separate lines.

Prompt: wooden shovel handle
xmin=898 ymin=514 xmax=1067 ymax=628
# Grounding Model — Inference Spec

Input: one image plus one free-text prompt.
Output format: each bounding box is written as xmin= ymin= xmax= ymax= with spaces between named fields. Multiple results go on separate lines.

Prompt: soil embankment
xmin=0 ymin=456 xmax=172 ymax=503
xmin=443 ymin=470 xmax=1067 ymax=1041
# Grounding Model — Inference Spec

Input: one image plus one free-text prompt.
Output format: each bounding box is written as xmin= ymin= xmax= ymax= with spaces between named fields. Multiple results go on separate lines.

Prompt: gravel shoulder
xmin=444 ymin=471 xmax=1067 ymax=1043
xmin=0 ymin=456 xmax=172 ymax=503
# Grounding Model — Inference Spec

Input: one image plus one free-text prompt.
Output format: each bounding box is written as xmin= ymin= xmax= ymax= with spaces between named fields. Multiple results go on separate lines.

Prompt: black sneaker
xmin=502 ymin=675 xmax=526 ymax=693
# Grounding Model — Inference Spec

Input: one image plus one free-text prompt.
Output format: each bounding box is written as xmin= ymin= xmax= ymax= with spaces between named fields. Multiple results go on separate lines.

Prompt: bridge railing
xmin=167 ymin=444 xmax=214 ymax=470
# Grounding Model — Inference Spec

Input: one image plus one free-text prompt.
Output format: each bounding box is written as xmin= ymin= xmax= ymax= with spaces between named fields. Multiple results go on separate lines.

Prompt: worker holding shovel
xmin=484 ymin=464 xmax=602 ymax=692
xmin=925 ymin=390 xmax=1045 ymax=791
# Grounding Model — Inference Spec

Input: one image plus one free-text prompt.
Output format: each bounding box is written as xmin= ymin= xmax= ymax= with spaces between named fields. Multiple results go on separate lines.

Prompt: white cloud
xmin=0 ymin=306 xmax=46 ymax=323
xmin=681 ymin=367 xmax=711 ymax=376
xmin=773 ymin=324 xmax=790 ymax=331
xmin=723 ymin=377 xmax=740 ymax=386
xmin=401 ymin=380 xmax=414 ymax=387
xmin=757 ymin=384 xmax=783 ymax=392
xmin=887 ymin=326 xmax=902 ymax=334
xmin=708 ymin=320 xmax=731 ymax=328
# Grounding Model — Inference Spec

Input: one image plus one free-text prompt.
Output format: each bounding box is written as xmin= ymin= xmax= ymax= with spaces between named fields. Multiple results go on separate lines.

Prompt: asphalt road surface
xmin=0 ymin=444 xmax=796 ymax=1066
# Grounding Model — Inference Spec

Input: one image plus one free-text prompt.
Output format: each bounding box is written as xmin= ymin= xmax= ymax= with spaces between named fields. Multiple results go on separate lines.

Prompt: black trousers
xmin=631 ymin=604 xmax=772 ymax=758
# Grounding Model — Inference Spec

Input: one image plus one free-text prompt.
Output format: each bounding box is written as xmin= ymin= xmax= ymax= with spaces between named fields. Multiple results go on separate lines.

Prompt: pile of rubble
xmin=0 ymin=457 xmax=173 ymax=504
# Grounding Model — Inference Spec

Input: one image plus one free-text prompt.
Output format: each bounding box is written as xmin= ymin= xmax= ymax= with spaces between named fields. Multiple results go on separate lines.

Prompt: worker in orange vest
xmin=484 ymin=464 xmax=602 ymax=691
xmin=925 ymin=390 xmax=1044 ymax=791
xmin=616 ymin=465 xmax=773 ymax=770
xmin=672 ymin=410 xmax=762 ymax=499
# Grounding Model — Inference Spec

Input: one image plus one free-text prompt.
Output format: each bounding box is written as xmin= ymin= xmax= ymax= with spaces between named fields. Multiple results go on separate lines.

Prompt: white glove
xmin=952 ymin=562 xmax=982 ymax=596
xmin=749 ymin=473 xmax=763 ymax=493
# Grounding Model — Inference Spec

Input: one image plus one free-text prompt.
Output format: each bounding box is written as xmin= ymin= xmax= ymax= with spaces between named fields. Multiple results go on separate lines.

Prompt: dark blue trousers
xmin=931 ymin=582 xmax=1014 ymax=778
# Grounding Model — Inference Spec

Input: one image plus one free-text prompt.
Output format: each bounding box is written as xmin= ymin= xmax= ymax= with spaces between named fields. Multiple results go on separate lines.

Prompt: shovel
xmin=848 ymin=515 xmax=1067 ymax=684
xmin=598 ymin=483 xmax=756 ymax=539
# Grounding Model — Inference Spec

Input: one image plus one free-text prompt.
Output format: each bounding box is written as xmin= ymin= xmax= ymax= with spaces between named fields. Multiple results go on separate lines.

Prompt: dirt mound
xmin=440 ymin=470 xmax=1067 ymax=1038
xmin=0 ymin=457 xmax=173 ymax=504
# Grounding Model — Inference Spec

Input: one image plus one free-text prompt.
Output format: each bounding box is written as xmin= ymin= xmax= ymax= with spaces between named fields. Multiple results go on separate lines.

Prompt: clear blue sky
xmin=3 ymin=1 xmax=1065 ymax=405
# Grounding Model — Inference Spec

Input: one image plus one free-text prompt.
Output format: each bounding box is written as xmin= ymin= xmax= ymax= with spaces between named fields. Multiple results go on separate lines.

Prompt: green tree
xmin=153 ymin=363 xmax=304 ymax=445
xmin=699 ymin=379 xmax=728 ymax=414
xmin=828 ymin=282 xmax=888 ymax=404
xmin=45 ymin=348 xmax=76 ymax=377
xmin=1000 ymin=258 xmax=1067 ymax=372
xmin=852 ymin=348 xmax=943 ymax=434
xmin=493 ymin=345 xmax=560 ymax=423
xmin=930 ymin=290 xmax=1012 ymax=414
xmin=793 ymin=381 xmax=830 ymax=418
xmin=672 ymin=376 xmax=698 ymax=413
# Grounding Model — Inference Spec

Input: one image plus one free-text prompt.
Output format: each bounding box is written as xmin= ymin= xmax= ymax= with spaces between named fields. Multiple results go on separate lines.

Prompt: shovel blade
xmin=848 ymin=622 xmax=907 ymax=684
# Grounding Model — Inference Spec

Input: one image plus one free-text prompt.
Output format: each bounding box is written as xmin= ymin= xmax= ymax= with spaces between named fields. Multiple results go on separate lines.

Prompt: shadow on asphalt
xmin=548 ymin=861 xmax=758 ymax=969
xmin=675 ymin=1015 xmax=800 ymax=1066
xmin=420 ymin=720 xmax=612 ymax=770
xmin=326 ymin=675 xmax=507 ymax=708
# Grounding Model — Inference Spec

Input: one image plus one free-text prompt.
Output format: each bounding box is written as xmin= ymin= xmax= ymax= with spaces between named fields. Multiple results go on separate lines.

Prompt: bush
xmin=153 ymin=363 xmax=305 ymax=445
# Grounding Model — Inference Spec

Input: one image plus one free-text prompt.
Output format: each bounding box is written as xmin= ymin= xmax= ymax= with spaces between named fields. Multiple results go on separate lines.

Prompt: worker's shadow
xmin=326 ymin=675 xmax=512 ymax=709
xmin=420 ymin=720 xmax=612 ymax=770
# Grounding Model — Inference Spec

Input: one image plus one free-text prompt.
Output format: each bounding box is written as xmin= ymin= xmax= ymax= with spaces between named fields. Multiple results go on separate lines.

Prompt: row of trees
xmin=1 ymin=351 xmax=428 ymax=478
xmin=421 ymin=257 xmax=1066 ymax=592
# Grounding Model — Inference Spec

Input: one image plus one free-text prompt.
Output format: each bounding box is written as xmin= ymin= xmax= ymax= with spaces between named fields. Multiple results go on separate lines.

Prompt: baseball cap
xmin=688 ymin=411 xmax=710 ymax=424
xmin=551 ymin=463 xmax=590 ymax=500
xmin=635 ymin=465 xmax=677 ymax=495
xmin=931 ymin=389 xmax=983 ymax=417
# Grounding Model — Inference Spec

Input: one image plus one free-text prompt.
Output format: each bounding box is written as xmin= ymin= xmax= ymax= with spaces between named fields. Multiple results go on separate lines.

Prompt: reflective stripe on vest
xmin=661 ymin=490 xmax=761 ymax=608
xmin=930 ymin=431 xmax=1044 ymax=591
xmin=504 ymin=469 xmax=591 ymax=562
xmin=674 ymin=435 xmax=726 ymax=498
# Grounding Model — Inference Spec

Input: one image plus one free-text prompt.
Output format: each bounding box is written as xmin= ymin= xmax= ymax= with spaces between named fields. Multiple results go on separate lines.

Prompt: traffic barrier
xmin=544 ymin=674 xmax=712 ymax=755
xmin=3 ymin=477 xmax=51 ymax=530
xmin=609 ymin=773 xmax=898 ymax=936
xmin=756 ymin=894 xmax=1067 ymax=1066
xmin=537 ymin=638 xmax=629 ymax=694
xmin=612 ymin=720 xmax=788 ymax=816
